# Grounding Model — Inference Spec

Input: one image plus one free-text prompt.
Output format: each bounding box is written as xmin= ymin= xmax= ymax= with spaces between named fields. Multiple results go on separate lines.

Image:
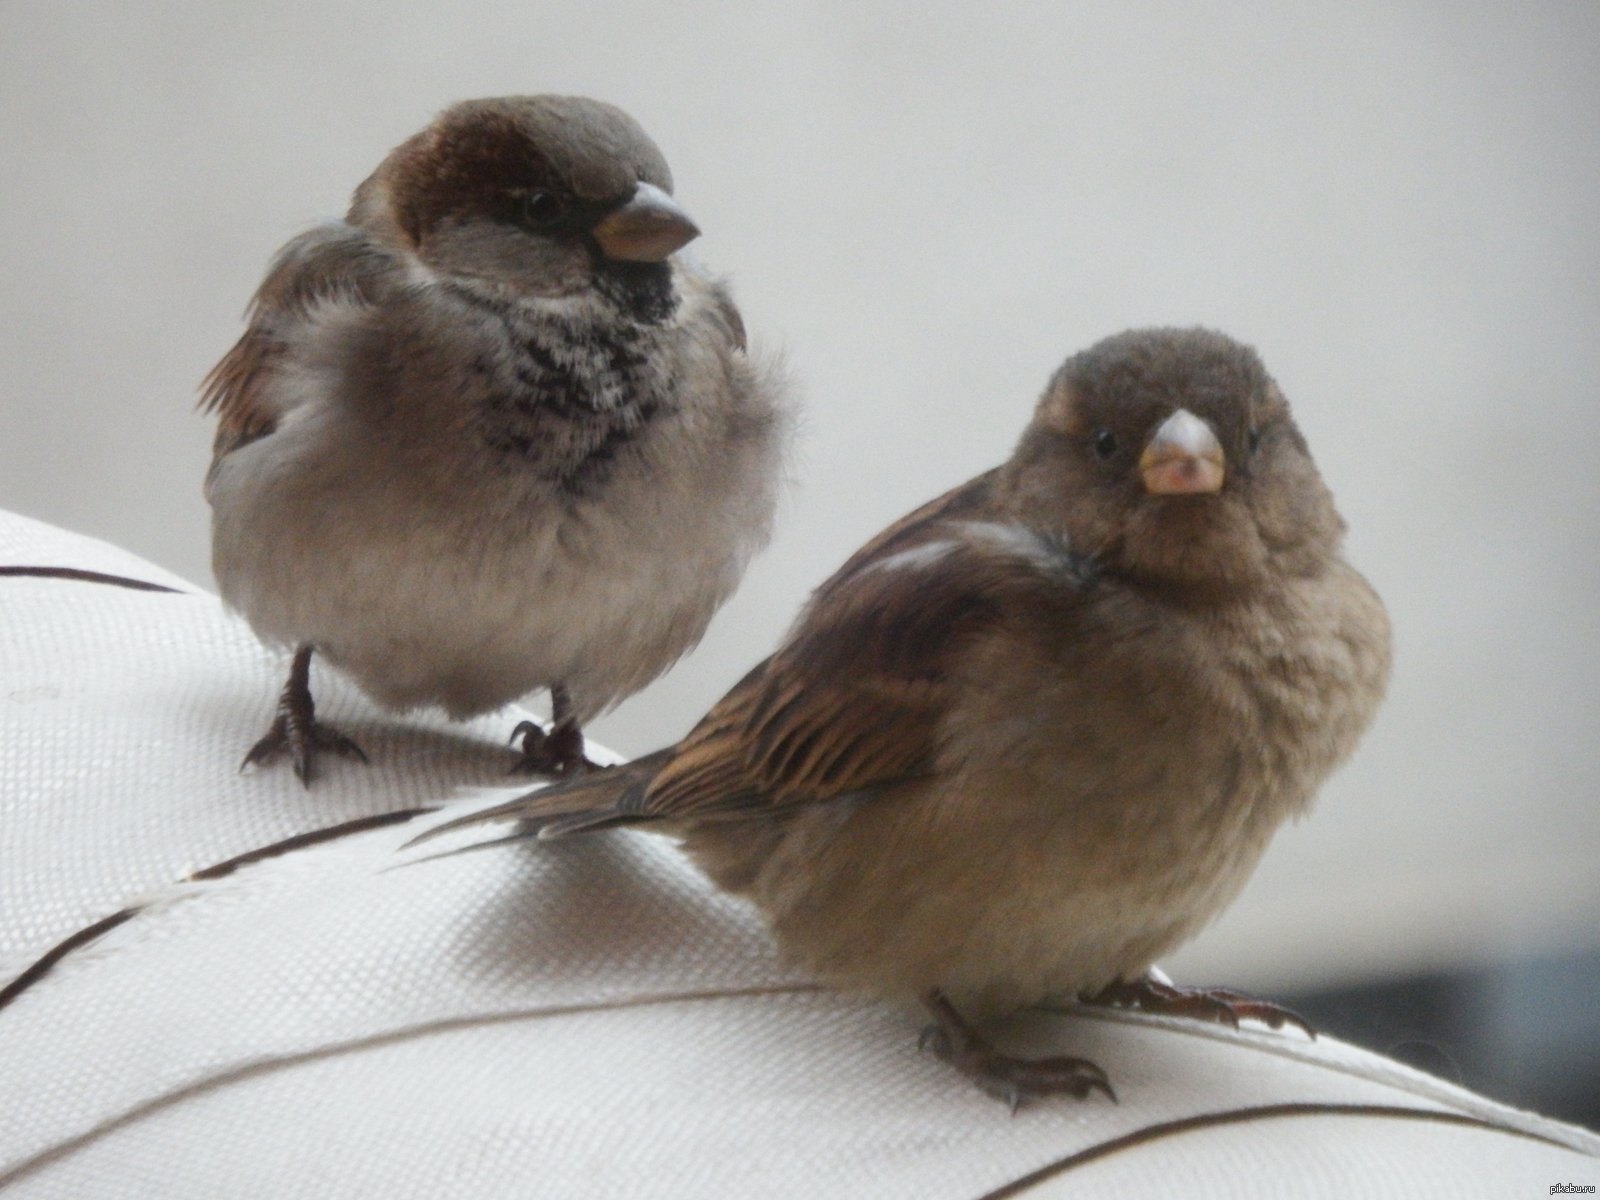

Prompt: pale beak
xmin=591 ymin=182 xmax=700 ymax=262
xmin=1140 ymin=409 xmax=1226 ymax=495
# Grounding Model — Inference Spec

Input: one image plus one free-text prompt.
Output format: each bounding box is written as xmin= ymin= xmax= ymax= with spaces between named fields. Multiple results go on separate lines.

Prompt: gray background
xmin=1 ymin=1 xmax=1596 ymax=994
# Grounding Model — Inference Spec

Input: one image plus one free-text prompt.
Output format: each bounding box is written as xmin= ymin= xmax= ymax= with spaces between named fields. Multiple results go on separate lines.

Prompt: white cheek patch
xmin=865 ymin=540 xmax=958 ymax=575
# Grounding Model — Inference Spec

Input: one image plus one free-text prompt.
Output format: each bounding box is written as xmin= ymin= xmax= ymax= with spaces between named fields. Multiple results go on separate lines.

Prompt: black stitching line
xmin=187 ymin=807 xmax=437 ymax=881
xmin=0 ymin=910 xmax=139 ymax=1016
xmin=0 ymin=808 xmax=437 ymax=1016
xmin=0 ymin=983 xmax=827 ymax=1188
xmin=0 ymin=566 xmax=183 ymax=594
xmin=973 ymin=1102 xmax=1582 ymax=1200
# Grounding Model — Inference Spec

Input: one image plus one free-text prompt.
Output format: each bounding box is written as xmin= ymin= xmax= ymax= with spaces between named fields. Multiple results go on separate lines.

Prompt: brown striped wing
xmin=638 ymin=472 xmax=1029 ymax=820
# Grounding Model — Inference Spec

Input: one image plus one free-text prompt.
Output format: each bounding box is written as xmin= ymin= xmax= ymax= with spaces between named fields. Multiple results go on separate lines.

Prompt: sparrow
xmin=415 ymin=327 xmax=1392 ymax=1105
xmin=202 ymin=96 xmax=790 ymax=784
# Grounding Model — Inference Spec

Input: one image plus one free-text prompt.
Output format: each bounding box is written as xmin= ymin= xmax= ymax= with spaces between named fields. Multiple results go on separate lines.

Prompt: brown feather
xmin=821 ymin=470 xmax=998 ymax=587
xmin=201 ymin=327 xmax=284 ymax=458
xmin=633 ymin=503 xmax=1089 ymax=821
xmin=200 ymin=224 xmax=399 ymax=462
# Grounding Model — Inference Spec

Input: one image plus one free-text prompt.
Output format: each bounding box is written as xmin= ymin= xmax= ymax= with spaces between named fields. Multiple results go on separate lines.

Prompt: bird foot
xmin=1081 ymin=976 xmax=1315 ymax=1039
xmin=241 ymin=710 xmax=367 ymax=786
xmin=241 ymin=646 xmax=367 ymax=787
xmin=920 ymin=990 xmax=1115 ymax=1111
xmin=509 ymin=720 xmax=598 ymax=778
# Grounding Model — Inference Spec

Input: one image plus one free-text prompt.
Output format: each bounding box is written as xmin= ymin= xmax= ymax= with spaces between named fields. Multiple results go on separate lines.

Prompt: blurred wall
xmin=1 ymin=0 xmax=1596 ymax=992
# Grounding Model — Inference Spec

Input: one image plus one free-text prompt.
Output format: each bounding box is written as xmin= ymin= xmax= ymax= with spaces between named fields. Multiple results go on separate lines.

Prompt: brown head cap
xmin=361 ymin=96 xmax=675 ymax=247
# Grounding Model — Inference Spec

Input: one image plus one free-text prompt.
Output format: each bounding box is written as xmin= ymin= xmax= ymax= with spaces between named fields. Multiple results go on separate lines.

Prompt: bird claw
xmin=239 ymin=646 xmax=367 ymax=788
xmin=922 ymin=1031 xmax=1116 ymax=1109
xmin=241 ymin=712 xmax=367 ymax=787
xmin=974 ymin=1052 xmax=1114 ymax=1110
xmin=1082 ymin=977 xmax=1315 ymax=1040
xmin=920 ymin=991 xmax=1115 ymax=1110
xmin=509 ymin=719 xmax=598 ymax=778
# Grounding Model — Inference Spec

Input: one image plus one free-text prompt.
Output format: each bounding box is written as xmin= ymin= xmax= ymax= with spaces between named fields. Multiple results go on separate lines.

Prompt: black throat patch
xmin=467 ymin=281 xmax=680 ymax=493
xmin=593 ymin=259 xmax=678 ymax=326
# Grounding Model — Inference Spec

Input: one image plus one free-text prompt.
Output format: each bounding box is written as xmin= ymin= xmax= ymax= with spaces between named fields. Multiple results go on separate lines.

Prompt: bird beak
xmin=1140 ymin=409 xmax=1226 ymax=495
xmin=591 ymin=182 xmax=700 ymax=262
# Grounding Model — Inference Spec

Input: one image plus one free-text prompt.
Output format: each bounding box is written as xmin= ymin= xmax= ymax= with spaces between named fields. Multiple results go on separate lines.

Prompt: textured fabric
xmin=1 ymin=509 xmax=1595 ymax=1197
xmin=0 ymin=511 xmax=194 ymax=592
xmin=0 ymin=514 xmax=621 ymax=968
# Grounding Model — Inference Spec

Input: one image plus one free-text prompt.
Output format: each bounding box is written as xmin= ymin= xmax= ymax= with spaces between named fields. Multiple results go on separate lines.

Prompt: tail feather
xmin=403 ymin=748 xmax=674 ymax=849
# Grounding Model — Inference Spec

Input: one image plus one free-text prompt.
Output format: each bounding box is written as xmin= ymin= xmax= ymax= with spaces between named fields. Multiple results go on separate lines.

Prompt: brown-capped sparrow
xmin=203 ymin=96 xmax=790 ymax=784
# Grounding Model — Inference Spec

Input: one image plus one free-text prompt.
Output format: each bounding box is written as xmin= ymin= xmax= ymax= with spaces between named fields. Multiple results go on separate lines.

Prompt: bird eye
xmin=520 ymin=191 xmax=566 ymax=227
xmin=1092 ymin=429 xmax=1119 ymax=459
xmin=1247 ymin=426 xmax=1261 ymax=454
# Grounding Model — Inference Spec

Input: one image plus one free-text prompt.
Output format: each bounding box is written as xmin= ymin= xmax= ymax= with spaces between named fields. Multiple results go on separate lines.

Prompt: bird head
xmin=1009 ymin=327 xmax=1345 ymax=593
xmin=352 ymin=95 xmax=699 ymax=316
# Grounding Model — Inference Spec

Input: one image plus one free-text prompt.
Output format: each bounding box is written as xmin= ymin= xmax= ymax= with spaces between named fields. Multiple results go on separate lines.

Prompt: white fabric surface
xmin=0 ymin=511 xmax=624 ymax=966
xmin=2 ymin=509 xmax=1596 ymax=1198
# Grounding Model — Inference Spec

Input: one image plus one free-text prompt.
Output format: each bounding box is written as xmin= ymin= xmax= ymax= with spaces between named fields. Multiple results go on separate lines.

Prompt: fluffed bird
xmin=203 ymin=95 xmax=790 ymax=784
xmin=415 ymin=327 xmax=1391 ymax=1105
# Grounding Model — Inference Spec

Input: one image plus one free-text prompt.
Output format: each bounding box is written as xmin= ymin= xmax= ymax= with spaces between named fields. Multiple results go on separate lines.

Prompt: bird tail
xmin=403 ymin=748 xmax=675 ymax=849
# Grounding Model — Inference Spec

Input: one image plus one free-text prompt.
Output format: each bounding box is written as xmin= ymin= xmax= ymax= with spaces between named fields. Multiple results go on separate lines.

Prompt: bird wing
xmin=638 ymin=469 xmax=1046 ymax=820
xmin=200 ymin=223 xmax=399 ymax=461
